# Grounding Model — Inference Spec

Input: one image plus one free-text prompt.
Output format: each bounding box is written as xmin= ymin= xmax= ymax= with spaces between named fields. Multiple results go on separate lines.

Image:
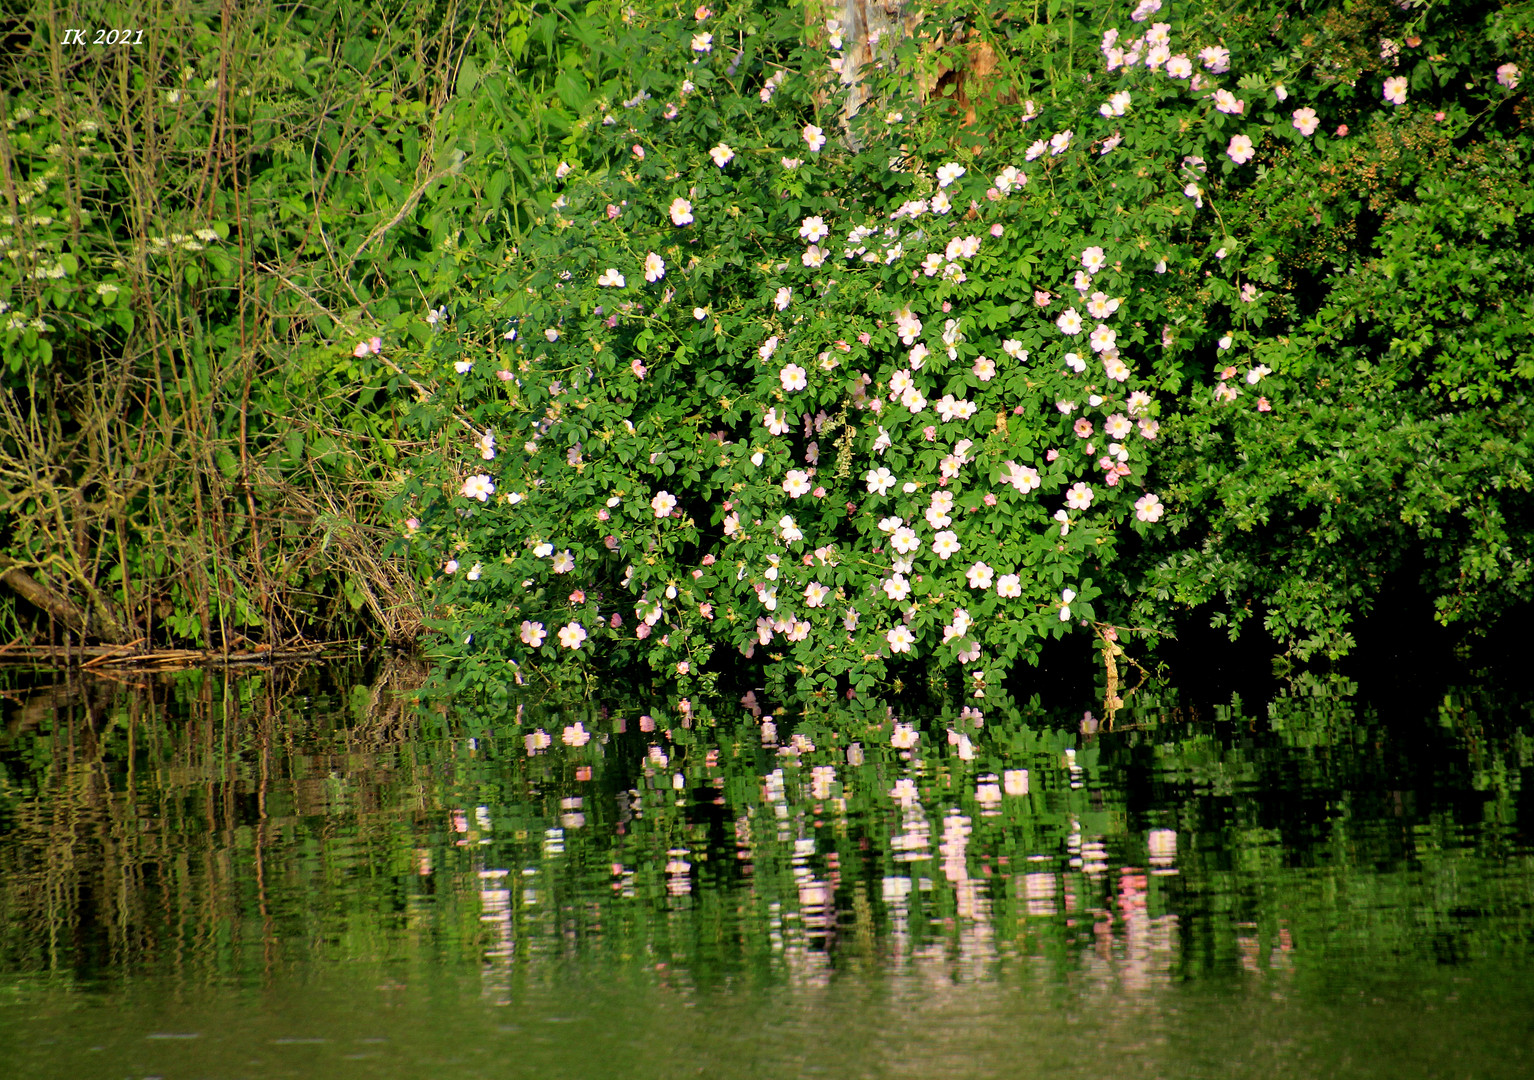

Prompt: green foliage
xmin=4 ymin=0 xmax=1528 ymax=681
xmin=0 ymin=0 xmax=572 ymax=646
xmin=1126 ymin=0 xmax=1534 ymax=656
xmin=397 ymin=0 xmax=1533 ymax=697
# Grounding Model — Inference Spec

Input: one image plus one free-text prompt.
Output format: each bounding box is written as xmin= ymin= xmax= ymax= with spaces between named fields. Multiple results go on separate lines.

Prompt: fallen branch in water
xmin=0 ymin=640 xmax=343 ymax=669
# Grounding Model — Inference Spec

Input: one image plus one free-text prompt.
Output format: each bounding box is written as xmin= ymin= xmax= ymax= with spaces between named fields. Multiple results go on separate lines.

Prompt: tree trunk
xmin=804 ymin=0 xmax=918 ymax=146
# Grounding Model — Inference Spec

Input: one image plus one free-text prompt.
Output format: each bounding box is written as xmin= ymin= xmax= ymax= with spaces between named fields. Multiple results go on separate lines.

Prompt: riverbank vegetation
xmin=2 ymin=0 xmax=1531 ymax=702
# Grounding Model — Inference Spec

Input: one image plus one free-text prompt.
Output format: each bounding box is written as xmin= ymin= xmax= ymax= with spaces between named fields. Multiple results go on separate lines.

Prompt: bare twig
xmin=346 ymin=158 xmax=468 ymax=267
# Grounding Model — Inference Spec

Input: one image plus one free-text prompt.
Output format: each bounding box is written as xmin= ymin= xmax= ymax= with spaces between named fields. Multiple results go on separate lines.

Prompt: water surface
xmin=1 ymin=665 xmax=1530 ymax=1078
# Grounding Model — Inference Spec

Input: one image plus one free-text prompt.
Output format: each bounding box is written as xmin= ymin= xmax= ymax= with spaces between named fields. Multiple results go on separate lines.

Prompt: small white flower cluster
xmin=145 ymin=229 xmax=220 ymax=253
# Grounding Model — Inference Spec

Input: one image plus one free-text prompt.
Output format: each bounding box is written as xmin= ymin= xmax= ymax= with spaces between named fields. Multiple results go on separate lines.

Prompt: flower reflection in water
xmin=7 ymin=667 xmax=1528 ymax=1078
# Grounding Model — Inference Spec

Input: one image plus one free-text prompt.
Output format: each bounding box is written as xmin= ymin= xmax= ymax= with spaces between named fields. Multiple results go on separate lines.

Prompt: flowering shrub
xmin=395 ymin=0 xmax=1534 ymax=697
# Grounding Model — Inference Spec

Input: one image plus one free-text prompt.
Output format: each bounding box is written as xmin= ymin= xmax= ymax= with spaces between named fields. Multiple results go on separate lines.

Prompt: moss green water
xmin=1 ymin=666 xmax=1531 ymax=1079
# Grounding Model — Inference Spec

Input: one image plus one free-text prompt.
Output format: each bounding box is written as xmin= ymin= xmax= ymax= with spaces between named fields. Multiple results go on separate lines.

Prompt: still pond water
xmin=1 ymin=663 xmax=1531 ymax=1079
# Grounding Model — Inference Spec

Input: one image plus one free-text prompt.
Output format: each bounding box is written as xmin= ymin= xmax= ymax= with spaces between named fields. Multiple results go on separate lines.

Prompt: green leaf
xmin=555 ymin=70 xmax=590 ymax=112
xmin=457 ymin=56 xmax=480 ymax=97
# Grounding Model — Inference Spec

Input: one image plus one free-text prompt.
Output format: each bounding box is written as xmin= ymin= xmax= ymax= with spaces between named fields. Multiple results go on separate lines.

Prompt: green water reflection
xmin=1 ymin=666 xmax=1531 ymax=1079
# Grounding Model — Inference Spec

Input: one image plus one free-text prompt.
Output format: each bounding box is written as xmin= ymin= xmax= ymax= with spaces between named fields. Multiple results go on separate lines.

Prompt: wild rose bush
xmin=1106 ymin=0 xmax=1534 ymax=656
xmin=393 ymin=0 xmax=1533 ymax=698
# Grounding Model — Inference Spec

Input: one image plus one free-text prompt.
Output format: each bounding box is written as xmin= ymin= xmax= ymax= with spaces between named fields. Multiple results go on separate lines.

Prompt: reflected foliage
xmin=1 ymin=664 xmax=1530 ymax=1001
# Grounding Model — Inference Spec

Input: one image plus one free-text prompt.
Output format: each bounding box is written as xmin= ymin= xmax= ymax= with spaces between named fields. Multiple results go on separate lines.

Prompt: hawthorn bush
xmin=390 ymin=0 xmax=1533 ymax=700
